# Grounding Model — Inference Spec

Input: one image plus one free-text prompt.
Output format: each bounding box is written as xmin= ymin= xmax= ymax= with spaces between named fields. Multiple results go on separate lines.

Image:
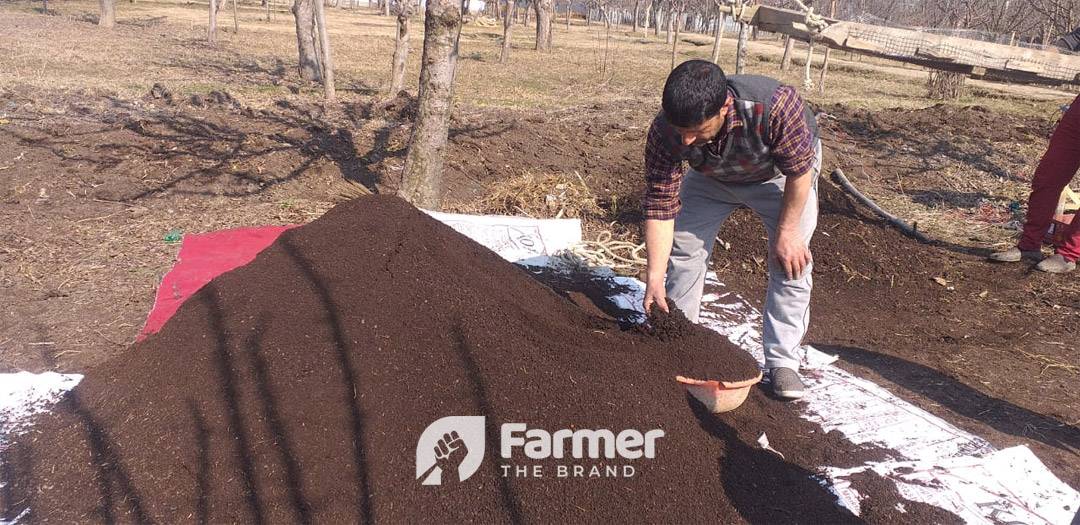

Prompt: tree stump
xmin=927 ymin=70 xmax=966 ymax=100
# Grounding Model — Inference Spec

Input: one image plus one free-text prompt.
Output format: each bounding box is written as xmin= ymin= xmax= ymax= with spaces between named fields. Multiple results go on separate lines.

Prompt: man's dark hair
xmin=662 ymin=60 xmax=729 ymax=127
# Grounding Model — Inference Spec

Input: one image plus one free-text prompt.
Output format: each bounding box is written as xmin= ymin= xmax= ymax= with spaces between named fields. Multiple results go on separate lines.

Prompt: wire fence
xmin=839 ymin=11 xmax=1080 ymax=81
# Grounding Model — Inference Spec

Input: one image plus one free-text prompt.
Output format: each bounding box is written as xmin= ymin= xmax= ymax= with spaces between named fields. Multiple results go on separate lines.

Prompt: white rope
xmin=789 ymin=0 xmax=828 ymax=90
xmin=559 ymin=230 xmax=647 ymax=274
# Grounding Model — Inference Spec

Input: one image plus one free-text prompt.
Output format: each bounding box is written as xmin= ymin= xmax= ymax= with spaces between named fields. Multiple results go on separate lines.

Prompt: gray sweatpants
xmin=665 ymin=142 xmax=822 ymax=372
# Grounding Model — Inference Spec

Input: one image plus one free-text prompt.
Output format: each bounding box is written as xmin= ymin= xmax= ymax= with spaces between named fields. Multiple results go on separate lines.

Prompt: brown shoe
xmin=1035 ymin=254 xmax=1076 ymax=273
xmin=988 ymin=247 xmax=1042 ymax=262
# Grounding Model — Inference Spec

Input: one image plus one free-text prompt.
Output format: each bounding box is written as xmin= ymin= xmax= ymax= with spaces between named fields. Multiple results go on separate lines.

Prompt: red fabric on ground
xmin=138 ymin=225 xmax=297 ymax=340
xmin=1019 ymin=94 xmax=1080 ymax=261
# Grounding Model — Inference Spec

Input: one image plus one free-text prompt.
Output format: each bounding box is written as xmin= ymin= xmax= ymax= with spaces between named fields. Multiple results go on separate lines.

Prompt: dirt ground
xmin=0 ymin=0 xmax=1077 ymax=502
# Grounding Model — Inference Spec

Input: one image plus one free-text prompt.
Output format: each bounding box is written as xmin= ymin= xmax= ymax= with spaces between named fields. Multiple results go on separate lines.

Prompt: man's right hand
xmin=642 ymin=218 xmax=676 ymax=315
xmin=643 ymin=277 xmax=669 ymax=314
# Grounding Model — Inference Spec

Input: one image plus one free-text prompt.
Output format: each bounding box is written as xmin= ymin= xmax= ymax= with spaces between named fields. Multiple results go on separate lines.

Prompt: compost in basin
xmin=2 ymin=195 xmax=957 ymax=524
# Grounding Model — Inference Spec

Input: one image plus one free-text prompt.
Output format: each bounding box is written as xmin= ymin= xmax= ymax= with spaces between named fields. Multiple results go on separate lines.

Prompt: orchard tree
xmin=389 ymin=0 xmax=416 ymax=94
xmin=398 ymin=0 xmax=465 ymax=208
xmin=292 ymin=0 xmax=322 ymax=81
xmin=99 ymin=0 xmax=115 ymax=27
xmin=501 ymin=0 xmax=516 ymax=62
xmin=535 ymin=0 xmax=554 ymax=50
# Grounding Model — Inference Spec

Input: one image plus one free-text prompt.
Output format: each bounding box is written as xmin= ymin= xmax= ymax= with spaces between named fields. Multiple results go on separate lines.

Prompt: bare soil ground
xmin=0 ymin=0 xmax=1077 ymax=498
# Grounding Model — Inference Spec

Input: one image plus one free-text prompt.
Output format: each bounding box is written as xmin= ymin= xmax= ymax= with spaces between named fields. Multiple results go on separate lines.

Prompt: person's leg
xmin=732 ymin=143 xmax=821 ymax=373
xmin=1018 ymin=96 xmax=1080 ymax=253
xmin=665 ymin=171 xmax=740 ymax=323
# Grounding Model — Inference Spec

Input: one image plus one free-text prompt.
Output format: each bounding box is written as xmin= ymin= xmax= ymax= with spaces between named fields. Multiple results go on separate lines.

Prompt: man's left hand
xmin=772 ymin=231 xmax=811 ymax=280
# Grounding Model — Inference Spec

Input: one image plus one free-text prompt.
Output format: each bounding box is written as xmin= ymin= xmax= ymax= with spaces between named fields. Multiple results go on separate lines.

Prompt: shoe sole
xmin=988 ymin=252 xmax=1042 ymax=263
xmin=1036 ymin=266 xmax=1076 ymax=274
xmin=772 ymin=388 xmax=806 ymax=400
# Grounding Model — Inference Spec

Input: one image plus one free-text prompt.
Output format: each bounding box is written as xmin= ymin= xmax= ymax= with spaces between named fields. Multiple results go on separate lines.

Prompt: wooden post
xmin=735 ymin=13 xmax=748 ymax=73
xmin=818 ymin=47 xmax=830 ymax=93
xmin=818 ymin=0 xmax=836 ymax=93
xmin=710 ymin=12 xmax=725 ymax=64
xmin=780 ymin=35 xmax=794 ymax=71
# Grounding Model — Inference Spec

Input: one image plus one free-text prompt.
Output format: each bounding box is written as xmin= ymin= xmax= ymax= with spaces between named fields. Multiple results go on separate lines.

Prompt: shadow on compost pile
xmin=3 ymin=196 xmax=958 ymax=524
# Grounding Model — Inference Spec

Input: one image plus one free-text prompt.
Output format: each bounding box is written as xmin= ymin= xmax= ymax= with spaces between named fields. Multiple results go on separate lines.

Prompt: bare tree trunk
xmin=500 ymin=0 xmax=514 ymax=62
xmin=265 ymin=0 xmax=271 ymax=21
xmin=670 ymin=9 xmax=680 ymax=69
xmin=710 ymin=13 xmax=724 ymax=63
xmin=735 ymin=19 xmax=748 ymax=74
xmin=232 ymin=0 xmax=239 ymax=32
xmin=292 ymin=0 xmax=322 ymax=81
xmin=493 ymin=0 xmax=500 ymax=20
xmin=383 ymin=0 xmax=390 ymax=15
xmin=665 ymin=9 xmax=672 ymax=44
xmin=314 ymin=0 xmax=336 ymax=100
xmin=632 ymin=0 xmax=640 ymax=32
xmin=780 ymin=35 xmax=793 ymax=71
xmin=389 ymin=4 xmax=412 ymax=94
xmin=547 ymin=2 xmax=553 ymax=42
xmin=534 ymin=0 xmax=552 ymax=50
xmin=565 ymin=2 xmax=570 ymax=29
xmin=398 ymin=0 xmax=463 ymax=209
xmin=99 ymin=0 xmax=115 ymax=26
xmin=209 ymin=0 xmax=218 ymax=42
xmin=643 ymin=0 xmax=651 ymax=32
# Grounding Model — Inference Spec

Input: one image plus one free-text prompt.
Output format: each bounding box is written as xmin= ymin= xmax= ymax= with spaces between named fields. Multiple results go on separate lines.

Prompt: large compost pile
xmin=1 ymin=196 xmax=957 ymax=523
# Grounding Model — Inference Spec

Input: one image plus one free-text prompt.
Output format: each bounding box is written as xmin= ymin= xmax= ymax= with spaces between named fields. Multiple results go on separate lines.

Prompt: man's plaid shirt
xmin=643 ymin=86 xmax=817 ymax=221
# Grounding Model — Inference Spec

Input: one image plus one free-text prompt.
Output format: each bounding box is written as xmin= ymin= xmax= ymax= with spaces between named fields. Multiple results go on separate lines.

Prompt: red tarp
xmin=139 ymin=225 xmax=297 ymax=340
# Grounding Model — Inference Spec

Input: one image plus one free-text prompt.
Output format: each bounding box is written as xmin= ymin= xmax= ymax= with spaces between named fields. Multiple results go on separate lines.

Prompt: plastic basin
xmin=676 ymin=371 xmax=764 ymax=413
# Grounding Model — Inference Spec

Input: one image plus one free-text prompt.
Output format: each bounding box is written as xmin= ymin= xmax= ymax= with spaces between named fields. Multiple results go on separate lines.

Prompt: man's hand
xmin=773 ymin=230 xmax=811 ymax=280
xmin=774 ymin=165 xmax=815 ymax=281
xmin=643 ymin=276 xmax=669 ymax=314
xmin=643 ymin=219 xmax=676 ymax=314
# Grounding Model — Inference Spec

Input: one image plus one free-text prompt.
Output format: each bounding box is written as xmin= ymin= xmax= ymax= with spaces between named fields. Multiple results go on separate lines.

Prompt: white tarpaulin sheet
xmin=0 ymin=212 xmax=1075 ymax=524
xmin=0 ymin=372 xmax=82 ymax=441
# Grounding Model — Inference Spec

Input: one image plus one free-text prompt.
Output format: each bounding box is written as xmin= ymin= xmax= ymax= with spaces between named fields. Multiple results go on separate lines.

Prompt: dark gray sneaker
xmin=770 ymin=367 xmax=806 ymax=400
